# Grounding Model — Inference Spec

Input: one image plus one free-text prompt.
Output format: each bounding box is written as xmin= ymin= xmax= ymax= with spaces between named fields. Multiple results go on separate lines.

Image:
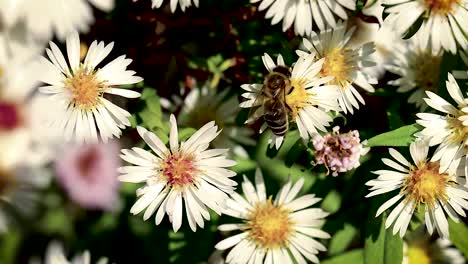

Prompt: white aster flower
xmin=298 ymin=22 xmax=377 ymax=114
xmin=164 ymin=82 xmax=255 ymax=158
xmin=240 ymin=53 xmax=340 ymax=149
xmin=452 ymin=49 xmax=468 ymax=79
xmin=403 ymin=231 xmax=465 ymax=264
xmin=215 ymin=168 xmax=330 ymax=264
xmin=251 ymin=0 xmax=356 ymax=36
xmin=386 ymin=33 xmax=443 ymax=110
xmin=38 ymin=32 xmax=142 ymax=143
xmin=366 ymin=140 xmax=468 ymax=238
xmin=382 ymin=0 xmax=468 ymax=54
xmin=0 ymin=29 xmax=55 ymax=168
xmin=347 ymin=17 xmax=400 ymax=80
xmin=151 ymin=0 xmax=198 ymax=12
xmin=416 ymin=73 xmax=468 ymax=174
xmin=0 ymin=0 xmax=114 ymax=42
xmin=0 ymin=27 xmax=52 ymax=233
xmin=42 ymin=241 xmax=108 ymax=264
xmin=119 ymin=115 xmax=237 ymax=232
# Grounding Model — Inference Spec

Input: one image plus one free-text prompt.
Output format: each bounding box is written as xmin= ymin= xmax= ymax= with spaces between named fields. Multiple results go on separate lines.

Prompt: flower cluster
xmin=313 ymin=127 xmax=369 ymax=176
xmin=1 ymin=0 xmax=468 ymax=263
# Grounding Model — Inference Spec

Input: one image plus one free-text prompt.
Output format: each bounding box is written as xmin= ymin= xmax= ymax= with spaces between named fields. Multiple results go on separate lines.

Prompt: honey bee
xmin=254 ymin=65 xmax=294 ymax=136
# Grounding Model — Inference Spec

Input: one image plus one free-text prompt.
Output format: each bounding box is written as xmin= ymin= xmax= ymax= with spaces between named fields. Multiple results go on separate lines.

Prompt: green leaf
xmin=322 ymin=249 xmax=363 ymax=264
xmin=256 ymin=132 xmax=316 ymax=191
xmin=139 ymin=88 xmax=163 ymax=131
xmin=384 ymin=229 xmax=403 ymax=264
xmin=178 ymin=127 xmax=197 ymax=141
xmin=449 ymin=219 xmax=468 ymax=258
xmin=329 ymin=223 xmax=357 ymax=255
xmin=231 ymin=157 xmax=257 ymax=174
xmin=364 ymin=214 xmax=403 ymax=264
xmin=321 ymin=190 xmax=342 ymax=215
xmin=367 ymin=124 xmax=421 ymax=147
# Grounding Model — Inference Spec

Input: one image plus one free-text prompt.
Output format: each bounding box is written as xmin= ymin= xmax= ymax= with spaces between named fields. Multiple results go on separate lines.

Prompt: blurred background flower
xmin=54 ymin=141 xmax=121 ymax=211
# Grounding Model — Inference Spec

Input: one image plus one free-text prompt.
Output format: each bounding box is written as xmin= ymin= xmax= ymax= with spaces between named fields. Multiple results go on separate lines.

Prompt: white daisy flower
xmin=298 ymin=21 xmax=377 ymax=114
xmin=365 ymin=140 xmax=468 ymax=238
xmin=215 ymin=168 xmax=330 ymax=264
xmin=240 ymin=53 xmax=340 ymax=149
xmin=347 ymin=17 xmax=401 ymax=80
xmin=119 ymin=114 xmax=237 ymax=232
xmin=0 ymin=0 xmax=114 ymax=42
xmin=382 ymin=0 xmax=468 ymax=54
xmin=151 ymin=0 xmax=198 ymax=12
xmin=166 ymin=82 xmax=255 ymax=158
xmin=0 ymin=29 xmax=54 ymax=168
xmin=452 ymin=49 xmax=468 ymax=79
xmin=251 ymin=0 xmax=356 ymax=36
xmin=386 ymin=33 xmax=443 ymax=110
xmin=41 ymin=241 xmax=109 ymax=264
xmin=403 ymin=231 xmax=465 ymax=264
xmin=0 ymin=28 xmax=52 ymax=233
xmin=38 ymin=32 xmax=143 ymax=143
xmin=416 ymin=73 xmax=468 ymax=174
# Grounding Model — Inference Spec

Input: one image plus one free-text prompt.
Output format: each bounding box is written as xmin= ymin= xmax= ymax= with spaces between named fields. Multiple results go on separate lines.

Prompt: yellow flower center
xmin=320 ymin=48 xmax=354 ymax=87
xmin=424 ymin=0 xmax=460 ymax=14
xmin=65 ymin=68 xmax=106 ymax=110
xmin=414 ymin=53 xmax=441 ymax=93
xmin=247 ymin=199 xmax=293 ymax=249
xmin=407 ymin=243 xmax=431 ymax=264
xmin=285 ymin=79 xmax=309 ymax=119
xmin=162 ymin=153 xmax=196 ymax=188
xmin=403 ymin=161 xmax=449 ymax=208
xmin=448 ymin=115 xmax=468 ymax=146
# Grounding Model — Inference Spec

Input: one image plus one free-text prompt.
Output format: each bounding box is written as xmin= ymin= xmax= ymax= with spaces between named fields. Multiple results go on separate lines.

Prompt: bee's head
xmin=266 ymin=74 xmax=288 ymax=91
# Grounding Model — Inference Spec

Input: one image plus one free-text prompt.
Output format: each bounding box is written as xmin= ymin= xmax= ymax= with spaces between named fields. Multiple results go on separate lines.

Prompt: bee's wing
xmin=245 ymin=93 xmax=265 ymax=124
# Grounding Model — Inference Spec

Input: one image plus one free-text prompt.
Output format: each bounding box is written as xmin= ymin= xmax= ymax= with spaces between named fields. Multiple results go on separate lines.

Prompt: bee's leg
xmin=285 ymin=103 xmax=293 ymax=112
xmin=287 ymin=86 xmax=295 ymax=95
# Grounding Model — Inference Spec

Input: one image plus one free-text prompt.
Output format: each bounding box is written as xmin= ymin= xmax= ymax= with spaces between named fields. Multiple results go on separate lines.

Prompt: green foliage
xmin=364 ymin=214 xmax=403 ymax=264
xmin=139 ymin=87 xmax=164 ymax=131
xmin=329 ymin=224 xmax=357 ymax=255
xmin=449 ymin=219 xmax=468 ymax=259
xmin=322 ymin=249 xmax=363 ymax=264
xmin=367 ymin=124 xmax=421 ymax=147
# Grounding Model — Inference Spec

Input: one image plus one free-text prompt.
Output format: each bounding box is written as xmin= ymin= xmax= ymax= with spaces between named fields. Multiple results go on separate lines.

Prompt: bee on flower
xmin=240 ymin=53 xmax=340 ymax=149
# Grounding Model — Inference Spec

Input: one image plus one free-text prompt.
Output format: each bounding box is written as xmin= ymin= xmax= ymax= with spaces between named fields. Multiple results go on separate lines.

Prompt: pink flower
xmin=55 ymin=141 xmax=120 ymax=210
xmin=313 ymin=127 xmax=369 ymax=176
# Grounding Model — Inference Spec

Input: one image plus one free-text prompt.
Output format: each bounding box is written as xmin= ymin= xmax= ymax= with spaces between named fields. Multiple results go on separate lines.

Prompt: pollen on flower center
xmin=247 ymin=199 xmax=292 ymax=248
xmin=285 ymin=79 xmax=308 ymax=119
xmin=424 ymin=0 xmax=460 ymax=14
xmin=162 ymin=153 xmax=196 ymax=187
xmin=0 ymin=101 xmax=22 ymax=131
xmin=448 ymin=116 xmax=468 ymax=145
xmin=404 ymin=161 xmax=449 ymax=208
xmin=66 ymin=69 xmax=106 ymax=109
xmin=414 ymin=53 xmax=441 ymax=92
xmin=320 ymin=48 xmax=353 ymax=86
